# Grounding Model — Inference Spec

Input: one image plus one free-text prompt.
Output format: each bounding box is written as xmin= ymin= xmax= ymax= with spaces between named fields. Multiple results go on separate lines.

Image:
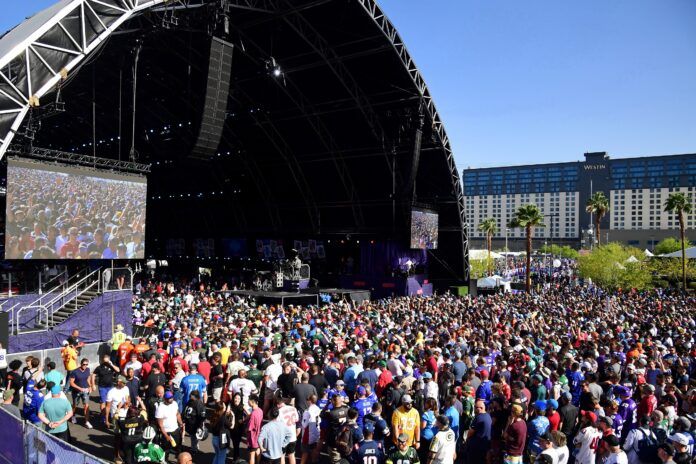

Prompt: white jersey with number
xmin=429 ymin=429 xmax=456 ymax=464
xmin=277 ymin=405 xmax=299 ymax=443
xmin=573 ymin=426 xmax=602 ymax=464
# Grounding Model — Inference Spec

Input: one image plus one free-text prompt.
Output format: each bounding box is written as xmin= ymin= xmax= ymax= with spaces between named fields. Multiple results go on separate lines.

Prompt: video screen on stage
xmin=4 ymin=158 xmax=147 ymax=259
xmin=410 ymin=208 xmax=439 ymax=249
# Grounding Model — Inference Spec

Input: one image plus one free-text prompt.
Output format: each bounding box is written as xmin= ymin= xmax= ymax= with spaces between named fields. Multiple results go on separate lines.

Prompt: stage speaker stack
xmin=191 ymin=37 xmax=234 ymax=159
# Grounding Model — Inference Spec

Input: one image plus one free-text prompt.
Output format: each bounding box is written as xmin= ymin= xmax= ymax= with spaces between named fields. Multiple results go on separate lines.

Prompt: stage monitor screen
xmin=4 ymin=158 xmax=147 ymax=259
xmin=410 ymin=209 xmax=439 ymax=249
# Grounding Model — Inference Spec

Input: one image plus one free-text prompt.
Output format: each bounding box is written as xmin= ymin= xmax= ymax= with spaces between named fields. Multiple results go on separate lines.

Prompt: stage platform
xmin=228 ymin=287 xmax=371 ymax=306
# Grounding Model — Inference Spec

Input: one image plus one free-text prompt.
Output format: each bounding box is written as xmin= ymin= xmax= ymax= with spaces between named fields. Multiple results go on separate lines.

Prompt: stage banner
xmin=193 ymin=238 xmax=215 ymax=258
xmin=0 ymin=408 xmax=24 ymax=464
xmin=165 ymin=238 xmax=186 ymax=257
xmin=293 ymin=239 xmax=326 ymax=260
xmin=254 ymin=239 xmax=285 ymax=259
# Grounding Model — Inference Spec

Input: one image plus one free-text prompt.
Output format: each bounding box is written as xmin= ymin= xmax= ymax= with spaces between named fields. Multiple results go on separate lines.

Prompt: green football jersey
xmin=134 ymin=443 xmax=165 ymax=463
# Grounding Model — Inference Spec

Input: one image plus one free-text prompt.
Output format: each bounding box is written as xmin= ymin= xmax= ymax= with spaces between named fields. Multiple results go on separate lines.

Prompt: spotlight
xmin=273 ymin=67 xmax=282 ymax=77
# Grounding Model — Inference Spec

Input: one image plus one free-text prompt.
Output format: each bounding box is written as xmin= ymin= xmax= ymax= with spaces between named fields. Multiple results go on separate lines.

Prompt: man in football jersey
xmin=428 ymin=415 xmax=456 ymax=464
xmin=180 ymin=364 xmax=207 ymax=407
xmin=277 ymin=397 xmax=300 ymax=464
xmin=615 ymin=386 xmax=637 ymax=442
xmin=135 ymin=426 xmax=166 ymax=464
xmin=352 ymin=386 xmax=374 ymax=429
xmin=228 ymin=366 xmax=258 ymax=410
xmin=353 ymin=422 xmax=384 ymax=464
xmin=573 ymin=411 xmax=602 ymax=464
xmin=387 ymin=433 xmax=420 ymax=464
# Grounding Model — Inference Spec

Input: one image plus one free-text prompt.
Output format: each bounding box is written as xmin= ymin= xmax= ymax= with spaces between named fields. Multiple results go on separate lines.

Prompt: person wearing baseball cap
xmin=156 ymin=390 xmax=183 ymax=458
xmin=391 ymin=394 xmax=420 ymax=448
xmin=573 ymin=410 xmax=601 ymax=464
xmin=527 ymin=401 xmax=550 ymax=462
xmin=668 ymin=433 xmax=690 ymax=463
xmin=105 ymin=375 xmax=130 ymax=429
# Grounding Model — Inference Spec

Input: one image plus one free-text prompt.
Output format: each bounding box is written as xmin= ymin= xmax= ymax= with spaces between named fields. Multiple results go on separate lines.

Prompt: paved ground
xmin=64 ymin=395 xmax=222 ymax=463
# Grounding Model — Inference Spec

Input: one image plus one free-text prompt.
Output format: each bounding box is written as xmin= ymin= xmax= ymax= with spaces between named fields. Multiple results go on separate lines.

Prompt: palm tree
xmin=664 ymin=192 xmax=694 ymax=291
xmin=478 ymin=218 xmax=497 ymax=275
xmin=509 ymin=204 xmax=546 ymax=293
xmin=586 ymin=192 xmax=610 ymax=246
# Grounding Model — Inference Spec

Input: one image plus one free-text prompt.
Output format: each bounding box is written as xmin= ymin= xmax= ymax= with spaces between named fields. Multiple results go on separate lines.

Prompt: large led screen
xmin=5 ymin=158 xmax=147 ymax=259
xmin=410 ymin=209 xmax=439 ymax=249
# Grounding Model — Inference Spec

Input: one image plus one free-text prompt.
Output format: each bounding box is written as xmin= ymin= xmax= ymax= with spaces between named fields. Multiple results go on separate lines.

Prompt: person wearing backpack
xmin=182 ymin=389 xmax=206 ymax=456
xmin=623 ymin=415 xmax=659 ymax=464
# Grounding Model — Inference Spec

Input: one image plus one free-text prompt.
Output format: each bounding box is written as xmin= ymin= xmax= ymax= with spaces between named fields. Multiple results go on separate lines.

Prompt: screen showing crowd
xmin=410 ymin=209 xmax=438 ymax=249
xmin=4 ymin=159 xmax=147 ymax=259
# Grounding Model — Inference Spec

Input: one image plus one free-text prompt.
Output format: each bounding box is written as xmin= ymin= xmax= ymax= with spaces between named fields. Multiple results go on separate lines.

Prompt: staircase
xmin=15 ymin=268 xmax=102 ymax=334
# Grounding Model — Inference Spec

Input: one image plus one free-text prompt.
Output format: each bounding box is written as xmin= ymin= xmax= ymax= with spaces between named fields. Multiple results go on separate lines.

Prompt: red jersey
xmin=547 ymin=411 xmax=561 ymax=431
xmin=118 ymin=341 xmax=135 ymax=369
xmin=197 ymin=360 xmax=212 ymax=383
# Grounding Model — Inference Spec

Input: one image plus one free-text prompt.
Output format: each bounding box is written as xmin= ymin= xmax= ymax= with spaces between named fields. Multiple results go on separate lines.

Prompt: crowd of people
xmin=410 ymin=211 xmax=439 ymax=250
xmin=4 ymin=165 xmax=146 ymax=259
xmin=1 ymin=278 xmax=695 ymax=464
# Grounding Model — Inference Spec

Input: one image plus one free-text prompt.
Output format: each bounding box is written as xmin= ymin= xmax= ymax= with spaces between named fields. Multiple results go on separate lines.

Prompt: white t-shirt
xmin=555 ymin=445 xmax=569 ymax=464
xmin=227 ymin=361 xmax=246 ymax=377
xmin=301 ymin=404 xmax=321 ymax=445
xmin=155 ymin=401 xmax=180 ymax=432
xmin=0 ymin=349 xmax=7 ymax=369
xmin=264 ymin=363 xmax=283 ymax=390
xmin=540 ymin=448 xmax=558 ymax=464
xmin=277 ymin=405 xmax=299 ymax=443
xmin=573 ymin=426 xmax=602 ymax=464
xmin=429 ymin=429 xmax=456 ymax=464
xmin=106 ymin=386 xmax=130 ymax=416
xmin=125 ymin=360 xmax=142 ymax=377
xmin=229 ymin=378 xmax=258 ymax=405
xmin=604 ymin=450 xmax=628 ymax=464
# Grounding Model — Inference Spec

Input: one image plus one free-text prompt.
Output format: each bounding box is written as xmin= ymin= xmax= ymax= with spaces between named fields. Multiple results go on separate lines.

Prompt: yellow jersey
xmin=391 ymin=406 xmax=420 ymax=446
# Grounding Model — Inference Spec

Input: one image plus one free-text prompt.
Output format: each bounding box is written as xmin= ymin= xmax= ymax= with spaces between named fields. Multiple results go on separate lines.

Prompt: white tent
xmin=625 ymin=255 xmax=639 ymax=263
xmin=477 ymin=275 xmax=511 ymax=292
xmin=643 ymin=249 xmax=654 ymax=257
xmin=658 ymin=246 xmax=696 ymax=259
xmin=469 ymin=249 xmax=504 ymax=260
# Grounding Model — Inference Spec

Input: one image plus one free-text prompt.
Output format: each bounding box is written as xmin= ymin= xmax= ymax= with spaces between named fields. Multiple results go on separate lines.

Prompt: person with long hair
xmin=420 ymin=397 xmax=438 ymax=462
xmin=229 ymin=392 xmax=247 ymax=460
xmin=209 ymin=402 xmax=234 ymax=464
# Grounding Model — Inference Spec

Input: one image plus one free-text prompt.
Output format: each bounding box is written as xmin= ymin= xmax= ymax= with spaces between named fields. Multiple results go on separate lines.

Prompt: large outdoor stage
xmin=229 ymin=288 xmax=371 ymax=307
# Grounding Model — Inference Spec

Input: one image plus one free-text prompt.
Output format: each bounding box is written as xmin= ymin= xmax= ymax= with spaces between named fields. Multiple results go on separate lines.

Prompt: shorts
xmin=261 ymin=457 xmax=281 ymax=464
xmin=283 ymin=441 xmax=297 ymax=455
xmin=72 ymin=390 xmax=89 ymax=406
xmin=99 ymin=387 xmax=110 ymax=403
xmin=212 ymin=387 xmax=222 ymax=402
xmin=264 ymin=388 xmax=276 ymax=401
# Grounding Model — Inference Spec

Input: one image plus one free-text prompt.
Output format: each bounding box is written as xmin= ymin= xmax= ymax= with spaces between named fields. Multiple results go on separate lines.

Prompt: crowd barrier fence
xmin=0 ymin=407 xmax=107 ymax=464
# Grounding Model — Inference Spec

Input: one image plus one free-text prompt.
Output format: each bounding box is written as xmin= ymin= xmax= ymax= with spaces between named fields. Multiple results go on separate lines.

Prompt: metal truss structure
xmin=355 ymin=0 xmax=470 ymax=278
xmin=0 ymin=0 xmax=167 ymax=159
xmin=0 ymin=0 xmax=468 ymax=276
xmin=7 ymin=145 xmax=151 ymax=174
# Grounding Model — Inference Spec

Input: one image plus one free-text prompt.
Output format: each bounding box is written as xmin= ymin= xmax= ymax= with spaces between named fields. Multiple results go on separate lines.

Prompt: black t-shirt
xmin=277 ymin=372 xmax=296 ymax=398
xmin=145 ymin=372 xmax=166 ymax=397
xmin=211 ymin=365 xmax=224 ymax=389
xmin=558 ymin=404 xmax=579 ymax=436
xmin=309 ymin=374 xmax=329 ymax=398
xmin=321 ymin=405 xmax=348 ymax=446
xmin=94 ymin=364 xmax=117 ymax=388
xmin=183 ymin=399 xmax=206 ymax=429
xmin=7 ymin=371 xmax=22 ymax=403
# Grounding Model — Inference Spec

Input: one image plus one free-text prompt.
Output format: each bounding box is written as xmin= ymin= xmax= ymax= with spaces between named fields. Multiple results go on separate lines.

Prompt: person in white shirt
xmin=551 ymin=430 xmax=569 ymax=464
xmin=573 ymin=412 xmax=602 ymax=464
xmin=623 ymin=416 xmax=655 ymax=464
xmin=277 ymin=398 xmax=300 ymax=464
xmin=263 ymin=356 xmax=283 ymax=413
xmin=124 ymin=353 xmax=142 ymax=378
xmin=538 ymin=431 xmax=558 ymax=464
xmin=603 ymin=435 xmax=628 ymax=464
xmin=300 ymin=394 xmax=321 ymax=464
xmin=228 ymin=367 xmax=258 ymax=409
xmin=428 ymin=414 xmax=456 ymax=464
xmin=105 ymin=376 xmax=131 ymax=427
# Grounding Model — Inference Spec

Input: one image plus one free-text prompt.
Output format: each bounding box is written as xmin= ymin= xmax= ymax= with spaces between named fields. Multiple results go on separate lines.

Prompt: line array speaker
xmin=191 ymin=37 xmax=234 ymax=159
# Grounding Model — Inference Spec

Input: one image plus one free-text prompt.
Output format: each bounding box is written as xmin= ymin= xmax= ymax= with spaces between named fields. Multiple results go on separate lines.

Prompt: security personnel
xmin=111 ymin=324 xmax=127 ymax=363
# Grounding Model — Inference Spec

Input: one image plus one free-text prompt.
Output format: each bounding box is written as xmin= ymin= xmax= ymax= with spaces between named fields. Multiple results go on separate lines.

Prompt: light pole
xmin=505 ymin=228 xmax=510 ymax=252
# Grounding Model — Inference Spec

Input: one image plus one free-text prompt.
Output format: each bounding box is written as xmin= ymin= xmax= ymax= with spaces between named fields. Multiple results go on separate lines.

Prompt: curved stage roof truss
xmin=0 ymin=0 xmax=469 ymax=279
xmin=0 ymin=0 xmax=169 ymax=158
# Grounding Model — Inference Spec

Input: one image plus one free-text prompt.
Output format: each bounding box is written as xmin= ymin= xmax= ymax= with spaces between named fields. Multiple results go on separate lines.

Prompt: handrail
xmin=40 ymin=269 xmax=68 ymax=294
xmin=50 ymin=276 xmax=100 ymax=327
xmin=15 ymin=268 xmax=101 ymax=334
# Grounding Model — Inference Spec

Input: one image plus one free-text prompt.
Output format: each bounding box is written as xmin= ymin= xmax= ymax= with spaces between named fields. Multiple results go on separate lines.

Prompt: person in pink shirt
xmin=247 ymin=393 xmax=264 ymax=464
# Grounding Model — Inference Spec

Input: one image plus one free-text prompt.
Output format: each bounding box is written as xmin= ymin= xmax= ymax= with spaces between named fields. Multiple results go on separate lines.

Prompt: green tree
xmin=578 ymin=243 xmax=652 ymax=291
xmin=654 ymin=237 xmax=692 ymax=256
xmin=585 ymin=192 xmax=610 ymax=246
xmin=664 ymin=192 xmax=694 ymax=291
xmin=469 ymin=257 xmax=493 ymax=279
xmin=509 ymin=204 xmax=545 ymax=293
xmin=478 ymin=218 xmax=497 ymax=276
xmin=649 ymin=258 xmax=696 ymax=288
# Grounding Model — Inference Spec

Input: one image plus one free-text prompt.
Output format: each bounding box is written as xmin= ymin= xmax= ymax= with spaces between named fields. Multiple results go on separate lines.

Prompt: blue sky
xmin=3 ymin=1 xmax=696 ymax=169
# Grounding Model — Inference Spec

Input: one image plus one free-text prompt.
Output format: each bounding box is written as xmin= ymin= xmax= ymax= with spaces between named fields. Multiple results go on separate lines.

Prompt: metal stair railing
xmin=15 ymin=268 xmax=101 ymax=334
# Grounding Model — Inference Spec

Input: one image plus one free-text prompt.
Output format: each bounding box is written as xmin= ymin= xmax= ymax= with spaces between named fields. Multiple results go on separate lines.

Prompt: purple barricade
xmin=0 ymin=407 xmax=25 ymax=463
